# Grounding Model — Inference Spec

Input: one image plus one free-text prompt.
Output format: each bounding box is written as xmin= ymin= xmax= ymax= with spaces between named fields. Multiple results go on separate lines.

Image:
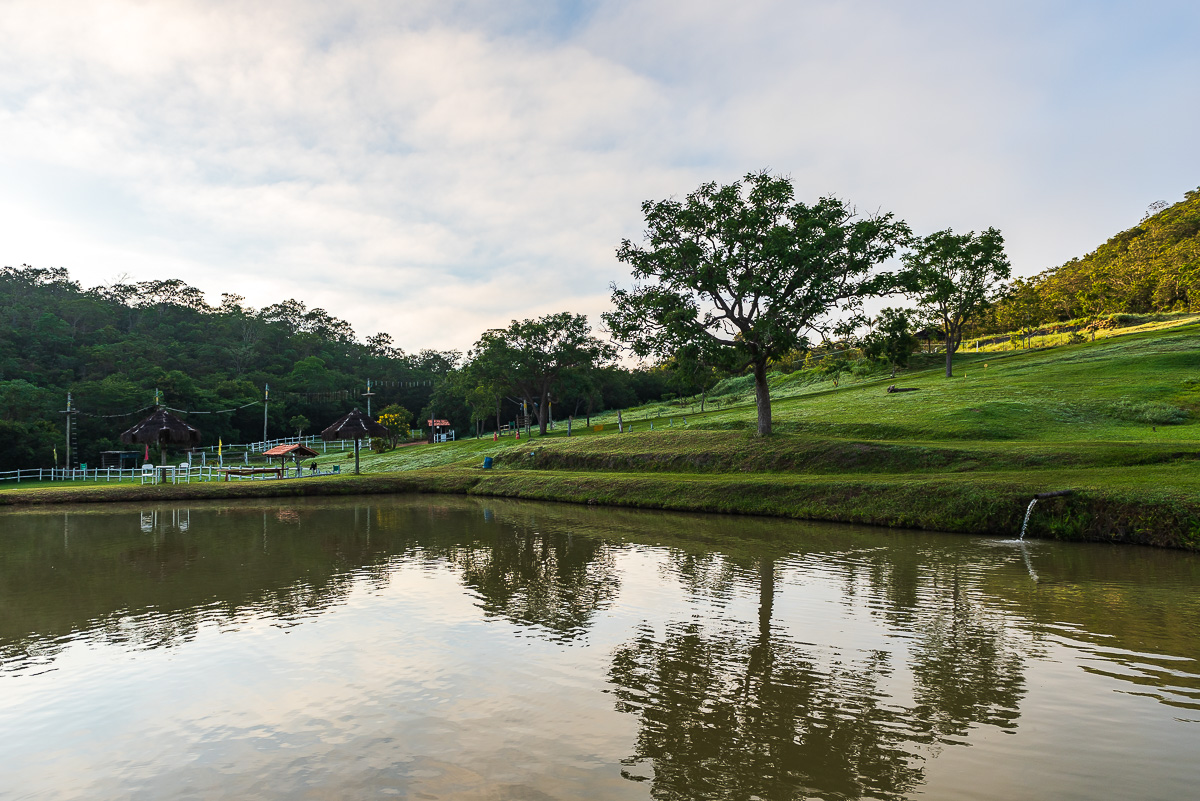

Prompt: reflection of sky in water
xmin=0 ymin=497 xmax=1197 ymax=800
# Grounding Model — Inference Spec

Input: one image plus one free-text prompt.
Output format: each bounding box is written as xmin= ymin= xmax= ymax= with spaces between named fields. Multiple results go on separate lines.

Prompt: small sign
xmin=427 ymin=419 xmax=451 ymax=427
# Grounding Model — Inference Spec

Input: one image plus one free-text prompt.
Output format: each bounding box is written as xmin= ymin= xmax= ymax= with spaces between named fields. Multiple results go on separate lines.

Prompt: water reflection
xmin=610 ymin=558 xmax=925 ymax=800
xmin=1 ymin=498 xmax=1198 ymax=801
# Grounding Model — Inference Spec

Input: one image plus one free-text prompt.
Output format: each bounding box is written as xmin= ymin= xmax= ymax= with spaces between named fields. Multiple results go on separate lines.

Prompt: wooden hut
xmin=263 ymin=443 xmax=320 ymax=478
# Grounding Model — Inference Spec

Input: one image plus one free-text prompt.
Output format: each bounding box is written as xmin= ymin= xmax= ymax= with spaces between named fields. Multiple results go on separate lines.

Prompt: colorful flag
xmin=53 ymin=445 xmax=57 ymax=465
xmin=144 ymin=444 xmax=150 ymax=461
xmin=218 ymin=438 xmax=223 ymax=458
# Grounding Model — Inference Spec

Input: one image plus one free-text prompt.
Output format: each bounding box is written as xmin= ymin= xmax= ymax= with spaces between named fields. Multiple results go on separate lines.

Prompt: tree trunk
xmin=752 ymin=360 xmax=772 ymax=436
xmin=538 ymin=392 xmax=549 ymax=435
xmin=944 ymin=328 xmax=958 ymax=378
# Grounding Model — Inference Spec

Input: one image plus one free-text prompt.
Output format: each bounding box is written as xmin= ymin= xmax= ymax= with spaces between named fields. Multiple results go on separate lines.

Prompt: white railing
xmin=193 ymin=436 xmax=354 ymax=455
xmin=0 ymin=466 xmax=148 ymax=483
xmin=0 ymin=464 xmax=347 ymax=484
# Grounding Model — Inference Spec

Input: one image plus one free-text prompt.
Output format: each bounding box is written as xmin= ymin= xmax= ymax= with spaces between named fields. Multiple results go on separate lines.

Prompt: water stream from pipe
xmin=1019 ymin=498 xmax=1038 ymax=541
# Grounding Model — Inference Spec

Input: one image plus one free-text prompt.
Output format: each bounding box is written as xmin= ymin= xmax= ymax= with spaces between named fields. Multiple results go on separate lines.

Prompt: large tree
xmin=472 ymin=312 xmax=613 ymax=435
xmin=604 ymin=171 xmax=911 ymax=435
xmin=905 ymin=228 xmax=1010 ymax=378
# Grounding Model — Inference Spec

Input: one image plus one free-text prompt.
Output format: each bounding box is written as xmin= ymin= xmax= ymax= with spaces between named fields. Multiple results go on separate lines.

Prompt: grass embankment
xmin=6 ymin=322 xmax=1200 ymax=549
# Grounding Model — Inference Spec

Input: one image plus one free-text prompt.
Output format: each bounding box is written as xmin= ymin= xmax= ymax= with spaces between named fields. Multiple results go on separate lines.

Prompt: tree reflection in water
xmin=609 ymin=549 xmax=1030 ymax=800
xmin=433 ymin=511 xmax=620 ymax=640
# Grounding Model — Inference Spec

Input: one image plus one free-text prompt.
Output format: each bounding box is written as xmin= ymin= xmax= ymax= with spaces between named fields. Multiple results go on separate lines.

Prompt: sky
xmin=2 ymin=0 xmax=1198 ymax=354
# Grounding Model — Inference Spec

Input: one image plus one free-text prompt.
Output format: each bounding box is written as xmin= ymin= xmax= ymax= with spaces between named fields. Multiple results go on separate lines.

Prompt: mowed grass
xmin=7 ymin=323 xmax=1200 ymax=547
xmin=354 ymin=322 xmax=1200 ymax=479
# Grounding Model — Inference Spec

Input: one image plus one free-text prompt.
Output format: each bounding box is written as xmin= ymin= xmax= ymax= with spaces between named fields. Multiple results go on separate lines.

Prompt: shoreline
xmin=3 ymin=466 xmax=1196 ymax=550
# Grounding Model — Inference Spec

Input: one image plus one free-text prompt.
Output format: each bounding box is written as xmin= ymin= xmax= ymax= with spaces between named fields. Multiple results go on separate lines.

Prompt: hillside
xmin=997 ymin=187 xmax=1200 ymax=325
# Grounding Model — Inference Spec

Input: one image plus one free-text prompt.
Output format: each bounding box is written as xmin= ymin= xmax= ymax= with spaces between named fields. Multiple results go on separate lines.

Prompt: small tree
xmin=861 ymin=307 xmax=920 ymax=378
xmin=994 ymin=278 xmax=1046 ymax=349
xmin=377 ymin=404 xmax=412 ymax=448
xmin=288 ymin=415 xmax=310 ymax=439
xmin=604 ymin=171 xmax=910 ymax=436
xmin=666 ymin=349 xmax=722 ymax=412
xmin=905 ymin=228 xmax=1010 ymax=378
xmin=814 ymin=354 xmax=851 ymax=387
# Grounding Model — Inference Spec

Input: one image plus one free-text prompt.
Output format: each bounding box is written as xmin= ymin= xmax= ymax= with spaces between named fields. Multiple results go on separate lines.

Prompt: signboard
xmin=427 ymin=419 xmax=451 ymax=427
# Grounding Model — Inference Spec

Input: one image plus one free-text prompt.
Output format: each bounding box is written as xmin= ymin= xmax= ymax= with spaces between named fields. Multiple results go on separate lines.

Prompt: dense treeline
xmin=0 ymin=266 xmax=450 ymax=468
xmin=0 ymin=266 xmax=672 ymax=470
xmin=989 ymin=188 xmax=1200 ymax=331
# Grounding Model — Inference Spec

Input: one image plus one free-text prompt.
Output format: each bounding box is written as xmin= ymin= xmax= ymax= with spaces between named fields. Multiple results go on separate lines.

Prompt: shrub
xmin=1110 ymin=400 xmax=1189 ymax=425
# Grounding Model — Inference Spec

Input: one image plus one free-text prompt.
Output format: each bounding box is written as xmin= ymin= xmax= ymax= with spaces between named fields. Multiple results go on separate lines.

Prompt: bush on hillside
xmin=1110 ymin=400 xmax=1189 ymax=425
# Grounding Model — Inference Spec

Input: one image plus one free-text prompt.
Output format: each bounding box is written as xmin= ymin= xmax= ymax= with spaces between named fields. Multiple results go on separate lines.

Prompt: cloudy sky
xmin=2 ymin=0 xmax=1197 ymax=352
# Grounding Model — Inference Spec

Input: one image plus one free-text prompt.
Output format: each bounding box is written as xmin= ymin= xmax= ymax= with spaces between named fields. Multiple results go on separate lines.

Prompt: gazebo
xmin=321 ymin=408 xmax=387 ymax=475
xmin=263 ymin=443 xmax=320 ymax=478
xmin=119 ymin=408 xmax=201 ymax=466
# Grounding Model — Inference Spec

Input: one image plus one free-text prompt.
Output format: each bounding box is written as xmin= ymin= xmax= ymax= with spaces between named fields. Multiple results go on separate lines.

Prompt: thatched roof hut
xmin=120 ymin=409 xmax=200 ymax=463
xmin=321 ymin=409 xmax=388 ymax=441
xmin=321 ymin=409 xmax=387 ymax=475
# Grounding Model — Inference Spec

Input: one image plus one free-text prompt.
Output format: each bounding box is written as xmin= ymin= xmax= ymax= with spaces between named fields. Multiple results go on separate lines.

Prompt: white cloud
xmin=1 ymin=0 xmax=1197 ymax=351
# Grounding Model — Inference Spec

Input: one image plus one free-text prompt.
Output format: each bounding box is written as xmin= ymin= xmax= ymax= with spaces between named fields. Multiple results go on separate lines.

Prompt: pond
xmin=1 ymin=497 xmax=1197 ymax=800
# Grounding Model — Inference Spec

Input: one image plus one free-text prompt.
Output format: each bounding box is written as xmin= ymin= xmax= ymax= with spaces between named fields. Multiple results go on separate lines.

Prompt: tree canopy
xmin=470 ymin=312 xmax=614 ymax=435
xmin=604 ymin=171 xmax=911 ymax=435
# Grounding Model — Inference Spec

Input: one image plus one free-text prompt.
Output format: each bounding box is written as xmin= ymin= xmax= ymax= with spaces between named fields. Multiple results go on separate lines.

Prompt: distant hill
xmin=1008 ymin=188 xmax=1200 ymax=324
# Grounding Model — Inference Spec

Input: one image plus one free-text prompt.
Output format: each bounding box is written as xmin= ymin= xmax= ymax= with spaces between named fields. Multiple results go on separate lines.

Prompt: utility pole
xmin=63 ymin=392 xmax=73 ymax=470
xmin=263 ymin=383 xmax=269 ymax=445
xmin=363 ymin=379 xmax=375 ymax=417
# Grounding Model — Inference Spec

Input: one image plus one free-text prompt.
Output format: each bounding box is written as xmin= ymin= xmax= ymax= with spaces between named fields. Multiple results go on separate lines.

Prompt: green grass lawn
xmin=351 ymin=321 xmax=1200 ymax=478
xmin=7 ymin=323 xmax=1199 ymax=548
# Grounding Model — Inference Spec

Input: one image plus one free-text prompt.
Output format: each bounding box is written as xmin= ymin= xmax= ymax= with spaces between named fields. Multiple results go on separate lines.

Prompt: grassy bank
xmin=4 ymin=463 xmax=1197 ymax=550
xmin=5 ymin=322 xmax=1200 ymax=549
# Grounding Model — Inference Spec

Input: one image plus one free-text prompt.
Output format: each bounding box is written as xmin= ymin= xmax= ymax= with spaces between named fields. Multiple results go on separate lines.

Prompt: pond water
xmin=1 ymin=497 xmax=1198 ymax=800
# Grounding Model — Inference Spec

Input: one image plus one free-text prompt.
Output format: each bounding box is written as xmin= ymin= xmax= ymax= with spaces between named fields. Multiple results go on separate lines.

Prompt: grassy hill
xmin=6 ymin=321 xmax=1200 ymax=549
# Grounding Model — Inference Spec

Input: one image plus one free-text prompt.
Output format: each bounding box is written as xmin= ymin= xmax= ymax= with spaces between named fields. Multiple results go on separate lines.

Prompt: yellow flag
xmin=218 ymin=438 xmax=223 ymax=457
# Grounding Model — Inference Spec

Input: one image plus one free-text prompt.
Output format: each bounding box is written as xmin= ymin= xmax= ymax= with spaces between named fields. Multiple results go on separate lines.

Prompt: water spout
xmin=1019 ymin=490 xmax=1074 ymax=541
xmin=1019 ymin=498 xmax=1038 ymax=541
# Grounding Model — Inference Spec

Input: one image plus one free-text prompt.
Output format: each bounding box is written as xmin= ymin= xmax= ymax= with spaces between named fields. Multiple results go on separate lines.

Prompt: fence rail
xmin=0 ymin=437 xmax=359 ymax=484
xmin=0 ymin=463 xmax=344 ymax=484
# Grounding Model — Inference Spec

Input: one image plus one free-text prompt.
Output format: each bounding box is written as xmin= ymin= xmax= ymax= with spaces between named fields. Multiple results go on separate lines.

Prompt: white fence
xmin=194 ymin=436 xmax=355 ymax=455
xmin=0 ymin=464 xmax=344 ymax=484
xmin=0 ymin=436 xmax=359 ymax=485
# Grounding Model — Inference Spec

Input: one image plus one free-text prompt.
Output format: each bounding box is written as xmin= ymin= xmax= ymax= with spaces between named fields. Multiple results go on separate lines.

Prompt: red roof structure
xmin=262 ymin=444 xmax=319 ymax=458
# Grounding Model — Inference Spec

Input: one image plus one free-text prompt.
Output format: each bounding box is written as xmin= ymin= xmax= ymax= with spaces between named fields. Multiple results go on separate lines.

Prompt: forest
xmin=0 ymin=267 xmax=671 ymax=469
xmin=989 ymin=188 xmax=1200 ymax=330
